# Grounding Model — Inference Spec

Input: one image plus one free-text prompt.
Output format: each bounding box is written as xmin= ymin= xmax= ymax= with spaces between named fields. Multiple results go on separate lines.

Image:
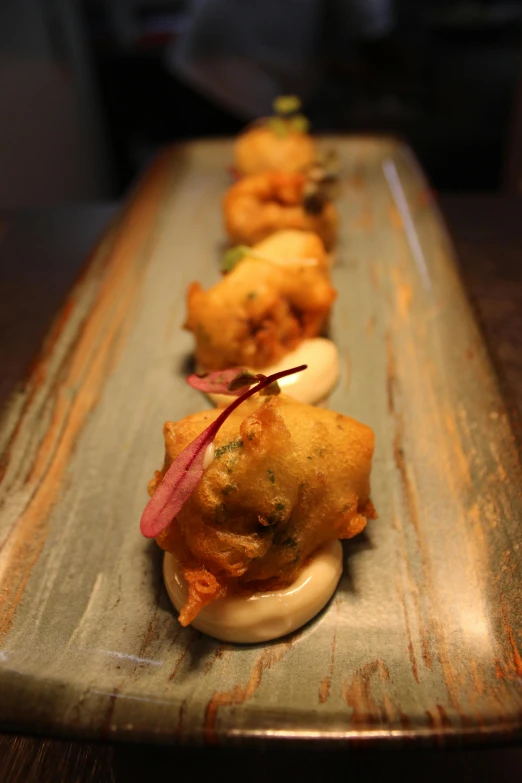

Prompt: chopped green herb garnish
xmin=222 ymin=482 xmax=237 ymax=496
xmin=267 ymin=469 xmax=275 ymax=484
xmin=273 ymin=95 xmax=301 ymax=115
xmin=290 ymin=114 xmax=310 ymax=134
xmin=268 ymin=96 xmax=309 ymax=136
xmin=222 ymin=245 xmax=250 ymax=272
xmin=267 ymin=116 xmax=287 ymax=138
xmin=215 ymin=439 xmax=244 ymax=459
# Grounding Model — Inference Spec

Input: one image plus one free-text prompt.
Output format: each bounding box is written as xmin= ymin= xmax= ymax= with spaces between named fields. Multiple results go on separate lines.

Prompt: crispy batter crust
xmin=223 ymin=171 xmax=338 ymax=250
xmin=151 ymin=394 xmax=376 ymax=625
xmin=184 ymin=230 xmax=336 ymax=370
xmin=234 ymin=125 xmax=317 ymax=175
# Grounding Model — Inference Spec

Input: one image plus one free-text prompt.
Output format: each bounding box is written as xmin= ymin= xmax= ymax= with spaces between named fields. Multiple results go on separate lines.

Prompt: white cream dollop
xmin=204 ymin=338 xmax=340 ymax=408
xmin=202 ymin=441 xmax=215 ymax=470
xmin=163 ymin=540 xmax=343 ymax=644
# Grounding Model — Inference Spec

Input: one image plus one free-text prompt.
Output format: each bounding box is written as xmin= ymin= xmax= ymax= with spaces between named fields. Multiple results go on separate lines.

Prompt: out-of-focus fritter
xmin=253 ymin=228 xmax=328 ymax=267
xmin=223 ymin=171 xmax=339 ymax=251
xmin=184 ymin=230 xmax=336 ymax=371
xmin=149 ymin=394 xmax=376 ymax=625
xmin=234 ymin=123 xmax=317 ymax=176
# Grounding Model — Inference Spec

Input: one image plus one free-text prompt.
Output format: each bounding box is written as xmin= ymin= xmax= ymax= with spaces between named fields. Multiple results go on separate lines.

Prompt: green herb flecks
xmin=267 ymin=469 xmax=275 ymax=484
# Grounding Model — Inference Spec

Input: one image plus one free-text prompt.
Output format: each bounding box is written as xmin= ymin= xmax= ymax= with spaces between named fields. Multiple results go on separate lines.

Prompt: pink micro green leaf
xmin=187 ymin=367 xmax=255 ymax=396
xmin=140 ymin=364 xmax=307 ymax=538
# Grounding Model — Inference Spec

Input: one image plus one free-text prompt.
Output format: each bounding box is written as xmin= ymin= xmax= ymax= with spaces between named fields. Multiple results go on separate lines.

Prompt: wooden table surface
xmin=0 ymin=196 xmax=521 ymax=781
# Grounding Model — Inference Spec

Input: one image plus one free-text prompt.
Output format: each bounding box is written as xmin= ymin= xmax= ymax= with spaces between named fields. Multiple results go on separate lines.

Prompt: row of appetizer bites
xmin=226 ymin=98 xmax=339 ymax=250
xmin=185 ymin=228 xmax=340 ymax=406
xmin=187 ymin=100 xmax=340 ymax=405
xmin=223 ymin=171 xmax=338 ymax=251
xmin=140 ymin=98 xmax=376 ymax=643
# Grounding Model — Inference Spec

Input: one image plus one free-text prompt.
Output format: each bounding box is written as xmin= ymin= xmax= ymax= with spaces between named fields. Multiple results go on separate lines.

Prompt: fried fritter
xmin=234 ymin=124 xmax=317 ymax=176
xmin=185 ymin=230 xmax=336 ymax=371
xmin=223 ymin=171 xmax=339 ymax=251
xmin=150 ymin=394 xmax=376 ymax=625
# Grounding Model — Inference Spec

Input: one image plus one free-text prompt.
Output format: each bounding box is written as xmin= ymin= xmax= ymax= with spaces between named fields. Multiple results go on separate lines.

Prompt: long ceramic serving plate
xmin=0 ymin=139 xmax=521 ymax=747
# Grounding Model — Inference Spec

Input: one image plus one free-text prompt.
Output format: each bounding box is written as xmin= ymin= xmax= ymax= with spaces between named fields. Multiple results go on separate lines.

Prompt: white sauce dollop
xmin=202 ymin=441 xmax=215 ymax=470
xmin=163 ymin=540 xmax=343 ymax=644
xmin=205 ymin=338 xmax=340 ymax=407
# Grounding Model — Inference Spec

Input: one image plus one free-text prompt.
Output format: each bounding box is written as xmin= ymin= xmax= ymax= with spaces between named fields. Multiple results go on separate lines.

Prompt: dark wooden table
xmin=0 ymin=197 xmax=521 ymax=781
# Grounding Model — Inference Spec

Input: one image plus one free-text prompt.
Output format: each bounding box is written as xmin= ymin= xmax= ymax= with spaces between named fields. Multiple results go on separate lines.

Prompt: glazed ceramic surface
xmin=0 ymin=139 xmax=521 ymax=746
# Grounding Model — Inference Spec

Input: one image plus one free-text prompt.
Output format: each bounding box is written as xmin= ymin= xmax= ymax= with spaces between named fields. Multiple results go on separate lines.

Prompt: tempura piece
xmin=253 ymin=229 xmax=327 ymax=266
xmin=149 ymin=393 xmax=376 ymax=625
xmin=185 ymin=231 xmax=336 ymax=370
xmin=223 ymin=171 xmax=339 ymax=251
xmin=235 ymin=126 xmax=316 ymax=177
xmin=234 ymin=95 xmax=317 ymax=176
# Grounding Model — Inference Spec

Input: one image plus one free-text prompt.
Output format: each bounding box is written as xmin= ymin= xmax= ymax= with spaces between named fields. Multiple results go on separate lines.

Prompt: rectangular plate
xmin=0 ymin=139 xmax=521 ymax=746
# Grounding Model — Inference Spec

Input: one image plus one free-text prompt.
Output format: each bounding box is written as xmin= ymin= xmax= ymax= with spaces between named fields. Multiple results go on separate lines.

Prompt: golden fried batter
xmin=253 ymin=229 xmax=327 ymax=266
xmin=234 ymin=124 xmax=317 ymax=176
xmin=223 ymin=171 xmax=339 ymax=251
xmin=185 ymin=230 xmax=336 ymax=371
xmin=150 ymin=394 xmax=376 ymax=625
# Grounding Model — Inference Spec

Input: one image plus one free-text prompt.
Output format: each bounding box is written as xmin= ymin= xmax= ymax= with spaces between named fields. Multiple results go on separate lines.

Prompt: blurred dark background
xmin=1 ymin=0 xmax=522 ymax=206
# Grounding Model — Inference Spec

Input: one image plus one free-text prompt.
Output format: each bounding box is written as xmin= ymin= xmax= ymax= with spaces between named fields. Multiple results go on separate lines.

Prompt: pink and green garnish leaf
xmin=187 ymin=367 xmax=256 ymax=396
xmin=140 ymin=364 xmax=307 ymax=539
xmin=227 ymin=370 xmax=264 ymax=391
